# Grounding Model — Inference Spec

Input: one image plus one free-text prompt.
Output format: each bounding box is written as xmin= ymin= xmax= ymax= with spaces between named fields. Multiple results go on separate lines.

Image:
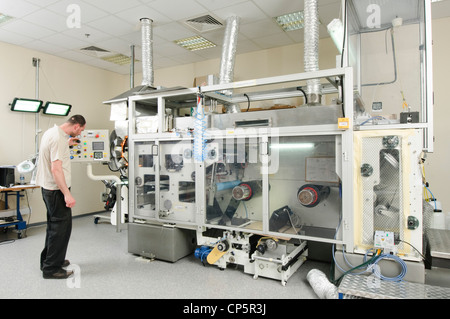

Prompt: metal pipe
xmin=304 ymin=0 xmax=322 ymax=105
xmin=33 ymin=58 xmax=40 ymax=155
xmin=86 ymin=163 xmax=123 ymax=232
xmin=219 ymin=16 xmax=241 ymax=113
xmin=140 ymin=18 xmax=154 ymax=87
xmin=130 ymin=44 xmax=135 ymax=88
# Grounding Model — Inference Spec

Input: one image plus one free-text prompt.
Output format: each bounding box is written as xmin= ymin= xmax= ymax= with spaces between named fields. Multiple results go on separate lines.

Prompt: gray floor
xmin=0 ymin=213 xmax=332 ymax=299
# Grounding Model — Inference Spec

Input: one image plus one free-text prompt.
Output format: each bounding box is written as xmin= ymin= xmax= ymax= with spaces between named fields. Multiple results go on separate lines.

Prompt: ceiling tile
xmin=239 ymin=19 xmax=283 ymax=39
xmin=86 ymin=15 xmax=135 ymax=37
xmin=154 ymin=22 xmax=196 ymax=41
xmin=147 ymin=0 xmax=207 ymax=21
xmin=193 ymin=45 xmax=222 ymax=60
xmin=1 ymin=19 xmax=54 ymax=39
xmin=195 ymin=0 xmax=247 ymax=11
xmin=40 ymin=33 xmax=90 ymax=50
xmin=157 ymin=41 xmax=193 ymax=57
xmin=253 ymin=0 xmax=302 ymax=17
xmin=95 ymin=37 xmax=135 ymax=55
xmin=89 ymin=0 xmax=142 ymax=14
xmin=0 ymin=29 xmax=34 ymax=46
xmin=114 ymin=5 xmax=172 ymax=27
xmin=171 ymin=51 xmax=205 ymax=64
xmin=213 ymin=1 xmax=268 ymax=24
xmin=0 ymin=0 xmax=40 ymax=18
xmin=24 ymin=0 xmax=60 ymax=7
xmin=21 ymin=9 xmax=68 ymax=32
xmin=58 ymin=49 xmax=97 ymax=63
xmin=46 ymin=0 xmax=109 ymax=23
xmin=62 ymin=25 xmax=112 ymax=43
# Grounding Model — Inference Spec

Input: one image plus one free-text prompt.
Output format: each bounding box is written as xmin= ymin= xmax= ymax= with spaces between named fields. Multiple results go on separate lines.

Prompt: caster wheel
xmin=94 ymin=217 xmax=99 ymax=224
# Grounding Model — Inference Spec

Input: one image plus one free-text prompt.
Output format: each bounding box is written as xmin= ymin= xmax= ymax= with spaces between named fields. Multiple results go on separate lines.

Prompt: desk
xmin=0 ymin=185 xmax=40 ymax=238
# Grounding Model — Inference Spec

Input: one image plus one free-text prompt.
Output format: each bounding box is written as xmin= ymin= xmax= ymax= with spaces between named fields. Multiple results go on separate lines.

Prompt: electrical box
xmin=70 ymin=130 xmax=110 ymax=162
xmin=374 ymin=230 xmax=395 ymax=252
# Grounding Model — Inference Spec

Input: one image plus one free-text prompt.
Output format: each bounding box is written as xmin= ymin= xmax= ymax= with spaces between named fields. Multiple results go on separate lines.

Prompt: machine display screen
xmin=93 ymin=152 xmax=103 ymax=160
xmin=92 ymin=141 xmax=104 ymax=151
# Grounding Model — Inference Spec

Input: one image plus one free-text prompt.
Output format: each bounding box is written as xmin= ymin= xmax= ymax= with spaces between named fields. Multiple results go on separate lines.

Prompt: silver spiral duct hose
xmin=304 ymin=0 xmax=322 ymax=105
xmin=219 ymin=16 xmax=241 ymax=113
xmin=141 ymin=18 xmax=154 ymax=87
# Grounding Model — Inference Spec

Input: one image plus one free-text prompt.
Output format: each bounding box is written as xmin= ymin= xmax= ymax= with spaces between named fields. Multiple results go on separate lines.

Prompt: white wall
xmin=0 ymin=41 xmax=127 ymax=224
xmin=426 ymin=17 xmax=450 ymax=213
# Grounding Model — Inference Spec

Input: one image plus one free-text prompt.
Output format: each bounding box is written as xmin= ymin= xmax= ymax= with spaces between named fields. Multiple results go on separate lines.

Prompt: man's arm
xmin=51 ymin=160 xmax=76 ymax=208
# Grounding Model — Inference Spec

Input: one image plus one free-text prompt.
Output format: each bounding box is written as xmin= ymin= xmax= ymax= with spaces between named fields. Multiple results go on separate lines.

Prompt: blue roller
xmin=216 ymin=180 xmax=241 ymax=191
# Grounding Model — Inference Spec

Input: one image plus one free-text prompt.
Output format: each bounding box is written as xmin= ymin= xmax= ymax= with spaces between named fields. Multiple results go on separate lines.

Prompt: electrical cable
xmin=364 ymin=249 xmax=407 ymax=282
xmin=243 ymin=93 xmax=250 ymax=112
xmin=296 ymin=87 xmax=308 ymax=105
xmin=424 ymin=185 xmax=437 ymax=210
xmin=360 ymin=116 xmax=387 ymax=125
xmin=397 ymin=239 xmax=428 ymax=265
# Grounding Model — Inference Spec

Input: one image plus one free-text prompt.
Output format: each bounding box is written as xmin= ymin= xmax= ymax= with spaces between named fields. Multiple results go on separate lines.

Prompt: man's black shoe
xmin=43 ymin=269 xmax=74 ymax=279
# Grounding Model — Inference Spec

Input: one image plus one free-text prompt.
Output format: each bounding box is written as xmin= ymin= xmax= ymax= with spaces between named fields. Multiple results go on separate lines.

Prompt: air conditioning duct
xmin=219 ymin=16 xmax=241 ymax=113
xmin=304 ymin=0 xmax=322 ymax=105
xmin=141 ymin=18 xmax=154 ymax=87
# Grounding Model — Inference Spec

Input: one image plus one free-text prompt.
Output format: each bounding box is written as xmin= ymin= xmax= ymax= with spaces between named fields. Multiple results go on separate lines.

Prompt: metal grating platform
xmin=338 ymin=275 xmax=450 ymax=299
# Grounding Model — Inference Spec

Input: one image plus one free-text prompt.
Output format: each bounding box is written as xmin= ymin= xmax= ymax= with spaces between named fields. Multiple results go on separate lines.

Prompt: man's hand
xmin=51 ymin=160 xmax=75 ymax=208
xmin=68 ymin=137 xmax=80 ymax=146
xmin=64 ymin=193 xmax=76 ymax=208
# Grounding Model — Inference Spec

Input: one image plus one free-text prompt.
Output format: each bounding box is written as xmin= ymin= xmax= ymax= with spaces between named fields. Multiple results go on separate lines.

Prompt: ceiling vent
xmin=184 ymin=14 xmax=224 ymax=33
xmin=80 ymin=46 xmax=111 ymax=57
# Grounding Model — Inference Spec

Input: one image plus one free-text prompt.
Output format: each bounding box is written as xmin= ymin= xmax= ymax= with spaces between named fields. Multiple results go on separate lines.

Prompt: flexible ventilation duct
xmin=219 ymin=16 xmax=241 ymax=113
xmin=141 ymin=18 xmax=154 ymax=87
xmin=304 ymin=0 xmax=322 ymax=105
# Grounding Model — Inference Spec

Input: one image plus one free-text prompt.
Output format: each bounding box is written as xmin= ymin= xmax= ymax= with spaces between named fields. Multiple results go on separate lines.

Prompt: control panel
xmin=70 ymin=130 xmax=110 ymax=162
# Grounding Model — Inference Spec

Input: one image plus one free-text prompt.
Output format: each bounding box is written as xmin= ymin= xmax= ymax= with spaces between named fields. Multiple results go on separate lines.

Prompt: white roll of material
xmin=306 ymin=269 xmax=338 ymax=299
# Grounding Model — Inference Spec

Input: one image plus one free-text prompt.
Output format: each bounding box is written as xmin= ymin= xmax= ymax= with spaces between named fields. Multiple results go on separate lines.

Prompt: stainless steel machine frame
xmin=124 ymin=67 xmax=355 ymax=249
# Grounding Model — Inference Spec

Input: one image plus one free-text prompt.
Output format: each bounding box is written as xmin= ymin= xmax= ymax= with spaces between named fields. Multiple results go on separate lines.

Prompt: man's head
xmin=64 ymin=115 xmax=86 ymax=137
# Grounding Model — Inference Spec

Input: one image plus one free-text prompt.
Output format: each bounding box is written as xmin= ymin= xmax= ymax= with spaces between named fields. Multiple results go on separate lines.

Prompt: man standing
xmin=36 ymin=115 xmax=86 ymax=279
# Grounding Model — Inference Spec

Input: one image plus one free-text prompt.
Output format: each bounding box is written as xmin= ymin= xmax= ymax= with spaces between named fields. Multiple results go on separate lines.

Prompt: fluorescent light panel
xmin=270 ymin=143 xmax=315 ymax=150
xmin=275 ymin=11 xmax=305 ymax=32
xmin=43 ymin=102 xmax=72 ymax=116
xmin=0 ymin=13 xmax=14 ymax=25
xmin=101 ymin=54 xmax=138 ymax=66
xmin=10 ymin=98 xmax=43 ymax=113
xmin=174 ymin=36 xmax=216 ymax=51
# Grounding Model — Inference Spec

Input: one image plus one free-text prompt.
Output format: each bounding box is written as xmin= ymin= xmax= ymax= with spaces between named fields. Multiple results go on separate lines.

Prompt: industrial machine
xmin=101 ymin=0 xmax=449 ymax=296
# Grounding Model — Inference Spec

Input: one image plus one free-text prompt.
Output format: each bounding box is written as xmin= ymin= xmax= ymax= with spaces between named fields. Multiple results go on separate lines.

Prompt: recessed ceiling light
xmin=275 ymin=11 xmax=305 ymax=32
xmin=101 ymin=54 xmax=138 ymax=66
xmin=0 ymin=13 xmax=14 ymax=25
xmin=174 ymin=36 xmax=216 ymax=51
